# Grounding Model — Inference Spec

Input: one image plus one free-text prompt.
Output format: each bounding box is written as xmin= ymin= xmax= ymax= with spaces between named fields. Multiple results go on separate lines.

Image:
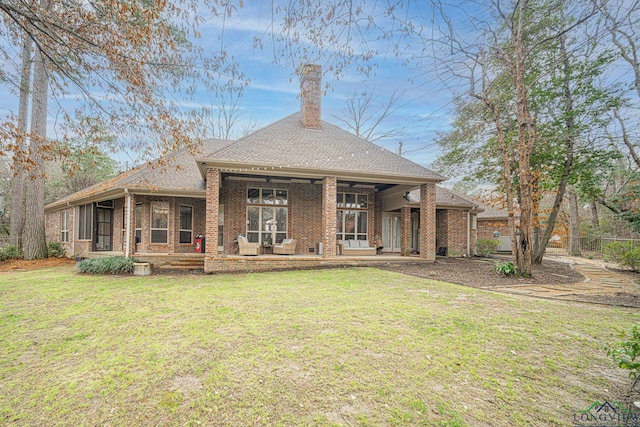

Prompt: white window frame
xmin=77 ymin=204 xmax=93 ymax=240
xmin=61 ymin=210 xmax=69 ymax=242
xmin=247 ymin=188 xmax=288 ymax=205
xmin=135 ymin=203 xmax=142 ymax=244
xmin=150 ymin=202 xmax=169 ymax=244
xmin=179 ymin=204 xmax=193 ymax=244
xmin=336 ymin=192 xmax=368 ymax=240
xmin=246 ymin=188 xmax=288 ymax=245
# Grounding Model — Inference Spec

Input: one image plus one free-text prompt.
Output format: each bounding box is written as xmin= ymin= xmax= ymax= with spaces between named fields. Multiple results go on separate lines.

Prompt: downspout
xmin=68 ymin=201 xmax=74 ymax=259
xmin=125 ymin=189 xmax=131 ymax=259
xmin=467 ymin=210 xmax=471 ymax=257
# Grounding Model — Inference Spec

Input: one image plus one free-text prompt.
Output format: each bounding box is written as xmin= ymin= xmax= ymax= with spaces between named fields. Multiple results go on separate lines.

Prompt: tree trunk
xmin=567 ymin=185 xmax=581 ymax=256
xmin=513 ymin=0 xmax=534 ymax=277
xmin=589 ymin=202 xmax=599 ymax=229
xmin=9 ymin=35 xmax=32 ymax=249
xmin=532 ymin=34 xmax=576 ymax=264
xmin=22 ymin=46 xmax=48 ymax=260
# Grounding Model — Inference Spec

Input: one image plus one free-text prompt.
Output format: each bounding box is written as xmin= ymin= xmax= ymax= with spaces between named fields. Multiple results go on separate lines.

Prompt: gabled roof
xmin=198 ymin=113 xmax=446 ymax=184
xmin=45 ymin=139 xmax=231 ymax=210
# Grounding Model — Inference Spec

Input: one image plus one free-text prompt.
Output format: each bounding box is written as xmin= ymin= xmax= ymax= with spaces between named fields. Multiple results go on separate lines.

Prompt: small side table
xmin=261 ymin=245 xmax=273 ymax=255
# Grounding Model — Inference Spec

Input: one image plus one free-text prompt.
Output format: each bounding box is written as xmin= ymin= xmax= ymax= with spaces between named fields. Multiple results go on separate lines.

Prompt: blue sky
xmin=0 ymin=1 xmax=473 ymax=174
xmin=187 ymin=1 xmax=464 ymax=169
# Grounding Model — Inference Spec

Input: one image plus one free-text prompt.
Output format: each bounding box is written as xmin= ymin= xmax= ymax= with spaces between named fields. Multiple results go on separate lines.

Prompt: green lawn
xmin=0 ymin=266 xmax=637 ymax=426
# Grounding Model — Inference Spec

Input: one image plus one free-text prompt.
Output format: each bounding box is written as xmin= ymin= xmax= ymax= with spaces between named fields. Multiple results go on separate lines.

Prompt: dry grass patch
xmin=0 ymin=266 xmax=637 ymax=426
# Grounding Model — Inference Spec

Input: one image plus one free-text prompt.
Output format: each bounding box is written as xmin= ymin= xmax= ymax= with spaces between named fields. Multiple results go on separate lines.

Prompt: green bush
xmin=0 ymin=245 xmax=23 ymax=261
xmin=604 ymin=241 xmax=640 ymax=272
xmin=606 ymin=324 xmax=640 ymax=379
xmin=77 ymin=256 xmax=138 ymax=275
xmin=47 ymin=242 xmax=66 ymax=258
xmin=495 ymin=261 xmax=517 ymax=276
xmin=477 ymin=239 xmax=500 ymax=257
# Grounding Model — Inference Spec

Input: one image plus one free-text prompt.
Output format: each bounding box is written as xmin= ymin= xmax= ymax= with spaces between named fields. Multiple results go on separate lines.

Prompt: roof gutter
xmin=197 ymin=160 xmax=446 ymax=185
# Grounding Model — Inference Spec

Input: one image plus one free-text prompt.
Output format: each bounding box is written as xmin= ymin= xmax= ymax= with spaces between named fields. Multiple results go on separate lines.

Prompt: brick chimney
xmin=299 ymin=64 xmax=322 ymax=129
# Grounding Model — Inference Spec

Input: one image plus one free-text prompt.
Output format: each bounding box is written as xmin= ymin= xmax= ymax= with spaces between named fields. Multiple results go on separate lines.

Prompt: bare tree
xmin=333 ymin=89 xmax=408 ymax=143
xmin=202 ymin=85 xmax=258 ymax=140
xmin=9 ymin=34 xmax=31 ymax=250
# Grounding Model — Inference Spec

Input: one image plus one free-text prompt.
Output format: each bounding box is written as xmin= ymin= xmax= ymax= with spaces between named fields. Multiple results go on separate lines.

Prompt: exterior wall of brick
xmin=477 ymin=219 xmax=509 ymax=241
xmin=291 ymin=183 xmax=323 ymax=254
xmin=204 ymin=256 xmax=435 ymax=273
xmin=173 ymin=197 xmax=206 ymax=254
xmin=436 ymin=209 xmax=448 ymax=250
xmin=322 ymin=176 xmax=337 ymax=258
xmin=470 ymin=213 xmax=478 ymax=256
xmin=374 ymin=195 xmax=383 ymax=242
xmin=205 ymin=168 xmax=220 ymax=257
xmin=419 ymin=183 xmax=436 ymax=261
xmin=400 ymin=206 xmax=411 ymax=256
xmin=436 ymin=208 xmax=473 ymax=256
xmin=299 ymin=64 xmax=322 ymax=129
xmin=215 ymin=178 xmax=377 ymax=259
xmin=112 ymin=197 xmax=125 ymax=252
xmin=446 ymin=209 xmax=469 ymax=257
xmin=134 ymin=195 xmax=170 ymax=253
xmin=45 ymin=208 xmax=73 ymax=256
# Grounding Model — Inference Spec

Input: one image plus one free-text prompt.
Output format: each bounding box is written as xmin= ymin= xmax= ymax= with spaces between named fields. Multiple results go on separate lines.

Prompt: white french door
xmin=382 ymin=213 xmax=401 ymax=253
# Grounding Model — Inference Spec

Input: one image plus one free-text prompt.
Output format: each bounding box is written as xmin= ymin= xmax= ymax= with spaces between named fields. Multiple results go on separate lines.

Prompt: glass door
xmin=95 ymin=207 xmax=113 ymax=251
xmin=382 ymin=213 xmax=401 ymax=253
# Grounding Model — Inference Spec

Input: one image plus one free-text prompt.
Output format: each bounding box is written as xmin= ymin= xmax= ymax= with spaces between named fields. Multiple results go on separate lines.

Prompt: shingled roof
xmin=45 ymin=139 xmax=231 ymax=210
xmin=199 ymin=113 xmax=445 ymax=183
xmin=406 ymin=187 xmax=480 ymax=210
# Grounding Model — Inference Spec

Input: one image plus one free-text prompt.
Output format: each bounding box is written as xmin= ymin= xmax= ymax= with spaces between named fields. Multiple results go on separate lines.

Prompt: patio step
xmin=156 ymin=259 xmax=205 ymax=270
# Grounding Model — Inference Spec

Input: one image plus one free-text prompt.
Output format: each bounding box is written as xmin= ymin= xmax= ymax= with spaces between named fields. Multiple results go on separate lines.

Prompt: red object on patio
xmin=194 ymin=235 xmax=205 ymax=253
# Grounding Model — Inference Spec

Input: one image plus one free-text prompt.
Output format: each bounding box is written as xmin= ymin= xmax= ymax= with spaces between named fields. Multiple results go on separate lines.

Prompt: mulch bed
xmin=378 ymin=255 xmax=640 ymax=308
xmin=377 ymin=255 xmax=585 ymax=287
xmin=0 ymin=257 xmax=75 ymax=271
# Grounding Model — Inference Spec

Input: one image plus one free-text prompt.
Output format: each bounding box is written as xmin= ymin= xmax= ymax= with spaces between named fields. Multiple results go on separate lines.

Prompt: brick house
xmin=44 ymin=65 xmax=482 ymax=272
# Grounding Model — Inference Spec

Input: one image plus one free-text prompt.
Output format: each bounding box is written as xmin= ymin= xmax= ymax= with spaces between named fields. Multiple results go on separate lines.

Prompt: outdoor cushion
xmin=359 ymin=240 xmax=370 ymax=248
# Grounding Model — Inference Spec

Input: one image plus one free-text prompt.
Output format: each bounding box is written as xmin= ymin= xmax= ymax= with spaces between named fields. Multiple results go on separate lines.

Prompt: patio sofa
xmin=338 ymin=239 xmax=376 ymax=256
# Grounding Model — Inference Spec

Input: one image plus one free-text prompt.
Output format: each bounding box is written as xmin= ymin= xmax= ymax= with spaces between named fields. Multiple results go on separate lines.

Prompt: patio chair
xmin=273 ymin=238 xmax=297 ymax=255
xmin=237 ymin=236 xmax=260 ymax=256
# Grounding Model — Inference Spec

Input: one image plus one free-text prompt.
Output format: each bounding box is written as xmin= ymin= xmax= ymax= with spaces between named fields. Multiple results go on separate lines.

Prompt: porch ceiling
xmin=221 ymin=172 xmax=405 ymax=193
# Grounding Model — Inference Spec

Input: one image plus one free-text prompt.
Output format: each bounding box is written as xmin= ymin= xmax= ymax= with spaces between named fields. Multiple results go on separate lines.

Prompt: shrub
xmin=495 ymin=261 xmax=517 ymax=276
xmin=0 ymin=245 xmax=23 ymax=261
xmin=77 ymin=256 xmax=138 ymax=275
xmin=47 ymin=242 xmax=66 ymax=258
xmin=606 ymin=324 xmax=640 ymax=380
xmin=604 ymin=241 xmax=640 ymax=272
xmin=477 ymin=239 xmax=500 ymax=257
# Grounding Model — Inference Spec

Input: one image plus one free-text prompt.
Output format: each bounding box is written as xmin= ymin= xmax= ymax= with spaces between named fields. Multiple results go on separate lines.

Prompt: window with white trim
xmin=78 ymin=204 xmax=92 ymax=240
xmin=246 ymin=188 xmax=288 ymax=245
xmin=179 ymin=205 xmax=193 ymax=244
xmin=61 ymin=210 xmax=69 ymax=242
xmin=150 ymin=203 xmax=169 ymax=244
xmin=336 ymin=192 xmax=368 ymax=240
xmin=135 ymin=204 xmax=142 ymax=244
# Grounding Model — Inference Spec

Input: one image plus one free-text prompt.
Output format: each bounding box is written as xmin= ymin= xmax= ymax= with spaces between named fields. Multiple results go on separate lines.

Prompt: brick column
xmin=206 ymin=168 xmax=220 ymax=257
xmin=322 ymin=176 xmax=337 ymax=258
xmin=400 ymin=206 xmax=411 ymax=256
xmin=420 ymin=183 xmax=436 ymax=261
xmin=124 ymin=192 xmax=136 ymax=257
